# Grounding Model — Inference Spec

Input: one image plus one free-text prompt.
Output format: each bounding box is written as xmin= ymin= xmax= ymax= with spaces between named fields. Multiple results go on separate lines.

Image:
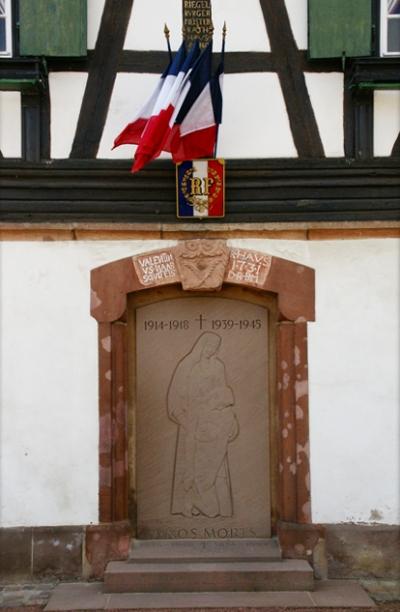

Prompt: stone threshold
xmin=44 ymin=580 xmax=375 ymax=610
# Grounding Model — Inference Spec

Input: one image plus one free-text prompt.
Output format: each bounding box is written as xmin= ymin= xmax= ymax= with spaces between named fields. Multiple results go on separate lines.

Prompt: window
xmin=381 ymin=0 xmax=400 ymax=55
xmin=0 ymin=0 xmax=12 ymax=56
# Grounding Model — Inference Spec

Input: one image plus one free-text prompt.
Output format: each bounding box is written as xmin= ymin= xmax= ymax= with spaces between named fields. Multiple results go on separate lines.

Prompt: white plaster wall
xmin=0 ymin=238 xmax=399 ymax=526
xmin=85 ymin=0 xmax=312 ymax=52
xmin=87 ymin=0 xmax=105 ymax=49
xmin=305 ymin=73 xmax=344 ymax=157
xmin=230 ymin=238 xmax=400 ymax=526
xmin=305 ymin=239 xmax=400 ymax=525
xmin=125 ymin=0 xmax=270 ymax=51
xmin=207 ymin=0 xmax=270 ymax=52
xmin=285 ymin=0 xmax=308 ymax=49
xmin=374 ymin=91 xmax=400 ymax=156
xmin=0 ymin=240 xmax=175 ymax=527
xmin=49 ymin=73 xmax=88 ymax=158
xmin=86 ymin=0 xmax=312 ymax=52
xmin=125 ymin=0 xmax=182 ymax=51
xmin=217 ymin=74 xmax=297 ymax=158
xmin=0 ymin=91 xmax=21 ymax=158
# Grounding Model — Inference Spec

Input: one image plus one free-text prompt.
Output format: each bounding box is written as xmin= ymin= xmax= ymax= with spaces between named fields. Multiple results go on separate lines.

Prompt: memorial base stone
xmin=103 ymin=539 xmax=314 ymax=594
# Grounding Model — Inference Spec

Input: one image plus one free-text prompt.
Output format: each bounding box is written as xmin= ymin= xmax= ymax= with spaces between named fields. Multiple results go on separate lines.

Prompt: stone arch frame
xmin=90 ymin=239 xmax=315 ymax=535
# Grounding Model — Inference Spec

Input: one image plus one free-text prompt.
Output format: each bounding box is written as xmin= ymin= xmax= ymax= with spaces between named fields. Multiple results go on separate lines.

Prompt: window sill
xmin=349 ymin=57 xmax=400 ymax=89
xmin=0 ymin=57 xmax=45 ymax=91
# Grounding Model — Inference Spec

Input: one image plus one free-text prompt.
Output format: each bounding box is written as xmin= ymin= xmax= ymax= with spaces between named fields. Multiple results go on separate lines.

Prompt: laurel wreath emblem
xmin=180 ymin=166 xmax=222 ymax=214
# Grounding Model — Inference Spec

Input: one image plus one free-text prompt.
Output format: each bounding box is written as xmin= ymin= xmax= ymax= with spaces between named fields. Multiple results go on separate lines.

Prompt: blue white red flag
xmin=177 ymin=159 xmax=225 ymax=218
xmin=166 ymin=37 xmax=224 ymax=163
xmin=113 ymin=33 xmax=224 ymax=172
xmin=113 ymin=41 xmax=201 ymax=173
xmin=132 ymin=41 xmax=203 ymax=172
xmin=112 ymin=60 xmax=172 ymax=150
xmin=129 ymin=41 xmax=186 ymax=171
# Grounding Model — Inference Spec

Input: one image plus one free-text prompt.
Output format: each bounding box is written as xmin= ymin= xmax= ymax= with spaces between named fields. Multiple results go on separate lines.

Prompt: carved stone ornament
xmin=175 ymin=239 xmax=230 ymax=291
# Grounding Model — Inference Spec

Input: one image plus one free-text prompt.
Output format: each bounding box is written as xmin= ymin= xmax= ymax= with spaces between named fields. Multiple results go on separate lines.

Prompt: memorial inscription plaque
xmin=135 ymin=296 xmax=270 ymax=539
xmin=182 ymin=0 xmax=213 ymax=49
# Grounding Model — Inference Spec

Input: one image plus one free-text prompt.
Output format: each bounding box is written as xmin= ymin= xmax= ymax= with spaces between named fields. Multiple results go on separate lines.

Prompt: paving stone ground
xmin=0 ymin=583 xmax=57 ymax=609
xmin=0 ymin=582 xmax=399 ymax=612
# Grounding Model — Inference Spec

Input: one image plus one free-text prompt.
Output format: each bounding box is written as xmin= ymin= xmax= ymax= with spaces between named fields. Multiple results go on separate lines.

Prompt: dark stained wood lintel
xmin=44 ymin=50 xmax=342 ymax=75
xmin=1 ymin=159 xmax=399 ymax=223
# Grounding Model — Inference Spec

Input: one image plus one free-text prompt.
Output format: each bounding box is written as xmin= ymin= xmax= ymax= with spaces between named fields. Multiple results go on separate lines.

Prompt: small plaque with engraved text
xmin=183 ymin=0 xmax=213 ymax=48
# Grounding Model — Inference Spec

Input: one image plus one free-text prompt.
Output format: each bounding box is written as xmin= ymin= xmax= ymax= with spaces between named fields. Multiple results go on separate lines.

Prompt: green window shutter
xmin=19 ymin=0 xmax=87 ymax=57
xmin=308 ymin=0 xmax=372 ymax=59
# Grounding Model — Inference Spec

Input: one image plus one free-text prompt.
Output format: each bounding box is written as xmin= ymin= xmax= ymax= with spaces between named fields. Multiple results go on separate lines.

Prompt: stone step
xmin=45 ymin=580 xmax=377 ymax=611
xmin=129 ymin=537 xmax=282 ymax=561
xmin=104 ymin=559 xmax=314 ymax=593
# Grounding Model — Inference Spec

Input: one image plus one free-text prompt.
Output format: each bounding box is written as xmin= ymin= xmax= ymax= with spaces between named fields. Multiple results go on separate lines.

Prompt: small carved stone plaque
xmin=226 ymin=248 xmax=272 ymax=288
xmin=183 ymin=0 xmax=213 ymax=49
xmin=135 ymin=297 xmax=270 ymax=539
xmin=133 ymin=250 xmax=179 ymax=288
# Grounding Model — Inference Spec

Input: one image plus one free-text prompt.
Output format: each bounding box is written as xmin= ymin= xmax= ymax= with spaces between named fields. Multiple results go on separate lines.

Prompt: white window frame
xmin=381 ymin=0 xmax=400 ymax=56
xmin=0 ymin=0 xmax=12 ymax=57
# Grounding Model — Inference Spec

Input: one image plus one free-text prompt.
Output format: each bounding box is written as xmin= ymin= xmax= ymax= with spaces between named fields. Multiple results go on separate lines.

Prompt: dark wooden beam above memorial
xmin=1 ymin=159 xmax=399 ymax=223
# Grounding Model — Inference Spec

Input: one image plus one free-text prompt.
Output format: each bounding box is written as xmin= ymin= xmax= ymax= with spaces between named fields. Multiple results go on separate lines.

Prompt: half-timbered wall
xmin=1 ymin=0 xmax=399 ymax=160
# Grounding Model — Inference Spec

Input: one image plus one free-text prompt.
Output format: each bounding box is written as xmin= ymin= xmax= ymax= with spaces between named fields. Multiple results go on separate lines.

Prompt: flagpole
xmin=164 ymin=23 xmax=173 ymax=62
xmin=222 ymin=21 xmax=227 ymax=50
xmin=213 ymin=22 xmax=226 ymax=158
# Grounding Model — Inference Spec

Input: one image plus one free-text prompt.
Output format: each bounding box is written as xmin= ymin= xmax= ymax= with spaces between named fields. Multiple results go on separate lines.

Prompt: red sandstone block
xmin=104 ymin=559 xmax=314 ymax=593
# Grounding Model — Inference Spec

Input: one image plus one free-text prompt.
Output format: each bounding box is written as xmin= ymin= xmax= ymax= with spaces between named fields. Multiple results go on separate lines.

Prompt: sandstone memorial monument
xmin=2 ymin=0 xmax=397 ymax=607
xmin=85 ymin=238 xmax=325 ymax=598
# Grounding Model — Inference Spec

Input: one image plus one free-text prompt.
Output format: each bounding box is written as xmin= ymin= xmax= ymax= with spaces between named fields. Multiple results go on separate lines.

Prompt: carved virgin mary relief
xmin=168 ymin=332 xmax=239 ymax=519
xmin=135 ymin=295 xmax=271 ymax=539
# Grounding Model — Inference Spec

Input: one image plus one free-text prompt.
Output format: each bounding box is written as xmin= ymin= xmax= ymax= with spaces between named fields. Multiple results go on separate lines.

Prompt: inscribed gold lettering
xmin=183 ymin=0 xmax=213 ymax=48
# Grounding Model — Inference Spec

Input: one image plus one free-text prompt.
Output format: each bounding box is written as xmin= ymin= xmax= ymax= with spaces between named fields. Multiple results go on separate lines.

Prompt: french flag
xmin=112 ymin=61 xmax=173 ymax=150
xmin=131 ymin=41 xmax=200 ymax=173
xmin=113 ymin=41 xmax=186 ymax=170
xmin=166 ymin=38 xmax=224 ymax=163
